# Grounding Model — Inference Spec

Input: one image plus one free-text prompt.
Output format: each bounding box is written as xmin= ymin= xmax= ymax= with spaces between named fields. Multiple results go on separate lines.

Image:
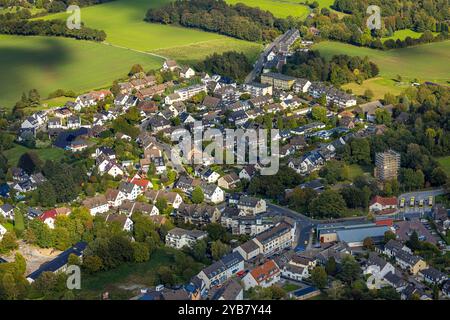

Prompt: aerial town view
xmin=0 ymin=0 xmax=449 ymax=308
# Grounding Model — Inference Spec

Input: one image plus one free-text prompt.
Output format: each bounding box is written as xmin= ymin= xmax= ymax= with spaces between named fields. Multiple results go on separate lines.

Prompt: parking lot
xmin=398 ymin=188 xmax=445 ymax=213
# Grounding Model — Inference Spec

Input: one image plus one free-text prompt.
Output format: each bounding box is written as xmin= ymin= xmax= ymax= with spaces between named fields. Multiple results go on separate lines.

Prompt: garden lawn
xmin=38 ymin=0 xmax=261 ymax=60
xmin=3 ymin=143 xmax=66 ymax=166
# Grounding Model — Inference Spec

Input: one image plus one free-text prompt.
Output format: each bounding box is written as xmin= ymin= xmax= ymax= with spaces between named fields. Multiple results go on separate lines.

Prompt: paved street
xmin=266 ymin=203 xmax=315 ymax=252
xmin=244 ymin=33 xmax=285 ymax=84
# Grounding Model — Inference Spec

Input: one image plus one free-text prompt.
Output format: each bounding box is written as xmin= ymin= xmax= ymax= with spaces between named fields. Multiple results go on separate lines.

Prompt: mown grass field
xmin=39 ymin=0 xmax=261 ymax=59
xmin=343 ymin=77 xmax=410 ymax=100
xmin=381 ymin=29 xmax=432 ymax=42
xmin=0 ymin=34 xmax=164 ymax=108
xmin=437 ymin=156 xmax=450 ymax=176
xmin=4 ymin=143 xmax=66 ymax=166
xmin=314 ymin=41 xmax=450 ymax=90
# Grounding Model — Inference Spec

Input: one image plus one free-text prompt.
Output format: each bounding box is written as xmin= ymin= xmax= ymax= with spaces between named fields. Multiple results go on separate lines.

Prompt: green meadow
xmin=0 ymin=0 xmax=262 ymax=107
xmin=314 ymin=41 xmax=450 ymax=88
xmin=342 ymin=77 xmax=410 ymax=100
xmin=0 ymin=34 xmax=164 ymax=108
xmin=39 ymin=0 xmax=261 ymax=58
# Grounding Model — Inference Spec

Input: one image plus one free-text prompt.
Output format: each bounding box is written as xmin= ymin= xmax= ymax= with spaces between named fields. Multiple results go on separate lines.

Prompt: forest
xmin=283 ymin=51 xmax=379 ymax=85
xmin=145 ymin=0 xmax=295 ymax=42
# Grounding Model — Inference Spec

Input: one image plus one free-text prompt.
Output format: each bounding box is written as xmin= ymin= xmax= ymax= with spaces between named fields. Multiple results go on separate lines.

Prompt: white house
xmin=0 ymin=204 xmax=14 ymax=219
xmin=165 ymin=228 xmax=208 ymax=249
xmin=82 ymin=195 xmax=109 ymax=216
xmin=242 ymin=260 xmax=281 ymax=290
xmin=363 ymin=253 xmax=396 ymax=289
xmin=369 ymin=196 xmax=398 ymax=213
xmin=105 ymin=189 xmax=126 ymax=208
xmin=0 ymin=224 xmax=7 ymax=240
xmin=106 ymin=214 xmax=134 ymax=232
xmin=180 ymin=67 xmax=196 ymax=79
xmin=118 ymin=181 xmax=142 ymax=201
xmin=200 ymin=183 xmax=224 ymax=204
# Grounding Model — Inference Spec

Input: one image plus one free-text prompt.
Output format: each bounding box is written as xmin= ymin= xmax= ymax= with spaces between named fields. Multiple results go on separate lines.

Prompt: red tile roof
xmin=371 ymin=195 xmax=397 ymax=207
xmin=249 ymin=260 xmax=280 ymax=284
xmin=130 ymin=178 xmax=151 ymax=190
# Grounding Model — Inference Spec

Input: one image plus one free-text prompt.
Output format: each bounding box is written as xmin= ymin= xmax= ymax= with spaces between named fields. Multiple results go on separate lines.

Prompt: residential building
xmin=395 ymin=250 xmax=427 ymax=274
xmin=26 ymin=242 xmax=87 ymax=282
xmin=243 ymin=83 xmax=273 ymax=97
xmin=180 ymin=66 xmax=196 ymax=79
xmin=217 ymin=173 xmax=240 ymax=189
xmin=0 ymin=224 xmax=6 ymax=241
xmin=106 ymin=214 xmax=134 ymax=232
xmin=418 ymin=267 xmax=447 ymax=285
xmin=196 ymin=252 xmax=244 ymax=289
xmin=375 ymin=150 xmax=400 ymax=182
xmin=176 ymin=203 xmax=221 ymax=226
xmin=242 ymin=260 xmax=281 ymax=290
xmin=118 ymin=181 xmax=142 ymax=201
xmin=252 ymin=221 xmax=296 ymax=256
xmin=233 ymin=239 xmax=261 ymax=261
xmin=174 ymin=84 xmax=207 ymax=101
xmin=207 ymin=279 xmax=243 ymax=300
xmin=382 ymin=239 xmax=413 ymax=258
xmin=145 ymin=190 xmax=183 ymax=209
xmin=200 ymin=183 xmax=224 ymax=204
xmin=38 ymin=207 xmax=71 ymax=229
xmin=165 ymin=228 xmax=208 ymax=249
xmin=260 ymin=73 xmax=296 ymax=90
xmin=0 ymin=204 xmax=14 ymax=219
xmin=82 ymin=195 xmax=109 ymax=215
xmin=237 ymin=196 xmax=266 ymax=215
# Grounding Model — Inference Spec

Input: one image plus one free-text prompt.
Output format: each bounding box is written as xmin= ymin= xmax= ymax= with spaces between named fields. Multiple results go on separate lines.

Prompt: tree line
xmin=332 ymin=0 xmax=449 ymax=34
xmin=0 ymin=19 xmax=106 ymax=41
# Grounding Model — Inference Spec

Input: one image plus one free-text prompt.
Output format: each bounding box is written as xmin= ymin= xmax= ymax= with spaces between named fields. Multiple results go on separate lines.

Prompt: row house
xmin=75 ymin=90 xmax=111 ymax=110
xmin=243 ymin=83 xmax=273 ymax=97
xmin=248 ymin=95 xmax=273 ymax=108
xmin=234 ymin=220 xmax=296 ymax=260
xmin=175 ymin=84 xmax=207 ymax=101
xmin=196 ymin=251 xmax=245 ymax=289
